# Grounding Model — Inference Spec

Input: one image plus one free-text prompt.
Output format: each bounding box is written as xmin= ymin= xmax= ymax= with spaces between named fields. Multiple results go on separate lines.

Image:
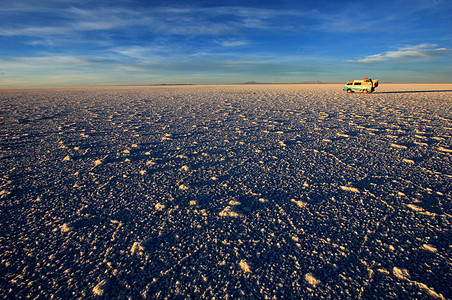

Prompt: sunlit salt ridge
xmin=0 ymin=84 xmax=451 ymax=298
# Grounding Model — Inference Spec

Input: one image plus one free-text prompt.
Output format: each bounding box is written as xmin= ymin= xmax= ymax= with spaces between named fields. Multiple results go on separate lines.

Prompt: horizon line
xmin=2 ymin=82 xmax=452 ymax=89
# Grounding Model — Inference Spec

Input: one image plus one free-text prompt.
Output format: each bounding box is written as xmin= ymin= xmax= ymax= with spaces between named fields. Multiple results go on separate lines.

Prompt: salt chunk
xmin=155 ymin=203 xmax=165 ymax=211
xmin=438 ymin=146 xmax=452 ymax=153
xmin=406 ymin=204 xmax=424 ymax=212
xmin=393 ymin=267 xmax=410 ymax=280
xmin=239 ymin=260 xmax=252 ymax=273
xmin=0 ymin=190 xmax=10 ymax=197
xmin=291 ymin=199 xmax=307 ymax=208
xmin=93 ymin=279 xmax=107 ymax=296
xmin=131 ymin=242 xmax=144 ymax=255
xmin=304 ymin=273 xmax=320 ymax=287
xmin=179 ymin=184 xmax=189 ymax=190
xmin=219 ymin=206 xmax=240 ymax=217
xmin=421 ymin=244 xmax=437 ymax=253
xmin=340 ymin=186 xmax=360 ymax=193
xmin=146 ymin=160 xmax=156 ymax=166
xmin=60 ymin=223 xmax=73 ymax=233
xmin=391 ymin=143 xmax=407 ymax=149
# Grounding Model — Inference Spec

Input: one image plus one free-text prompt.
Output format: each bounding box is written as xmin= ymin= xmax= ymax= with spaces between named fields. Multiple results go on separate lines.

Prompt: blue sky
xmin=1 ymin=0 xmax=452 ymax=87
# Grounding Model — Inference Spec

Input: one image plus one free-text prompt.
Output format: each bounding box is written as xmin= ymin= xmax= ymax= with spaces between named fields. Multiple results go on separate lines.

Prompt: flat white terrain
xmin=0 ymin=84 xmax=451 ymax=299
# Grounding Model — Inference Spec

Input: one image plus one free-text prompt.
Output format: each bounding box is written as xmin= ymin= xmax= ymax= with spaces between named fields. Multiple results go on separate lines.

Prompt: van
xmin=344 ymin=79 xmax=379 ymax=93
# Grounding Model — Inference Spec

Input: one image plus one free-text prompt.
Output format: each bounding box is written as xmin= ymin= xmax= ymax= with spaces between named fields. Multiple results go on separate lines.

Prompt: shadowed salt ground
xmin=0 ymin=84 xmax=451 ymax=299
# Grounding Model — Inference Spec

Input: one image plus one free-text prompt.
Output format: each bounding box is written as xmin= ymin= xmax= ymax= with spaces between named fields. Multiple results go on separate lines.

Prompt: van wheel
xmin=362 ymin=89 xmax=369 ymax=94
xmin=347 ymin=89 xmax=353 ymax=93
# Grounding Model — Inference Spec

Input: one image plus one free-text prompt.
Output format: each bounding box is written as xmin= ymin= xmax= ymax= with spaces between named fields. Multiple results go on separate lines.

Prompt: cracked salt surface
xmin=0 ymin=84 xmax=451 ymax=299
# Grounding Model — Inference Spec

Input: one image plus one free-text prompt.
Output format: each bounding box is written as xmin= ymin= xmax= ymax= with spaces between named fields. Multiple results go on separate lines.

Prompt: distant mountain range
xmin=146 ymin=81 xmax=343 ymax=86
xmin=240 ymin=80 xmax=339 ymax=84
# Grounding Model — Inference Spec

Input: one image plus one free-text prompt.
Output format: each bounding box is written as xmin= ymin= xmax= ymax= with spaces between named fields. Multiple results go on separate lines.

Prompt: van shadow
xmin=377 ymin=90 xmax=452 ymax=94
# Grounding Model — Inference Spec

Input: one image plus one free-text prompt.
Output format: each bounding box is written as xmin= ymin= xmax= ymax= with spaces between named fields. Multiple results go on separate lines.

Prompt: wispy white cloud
xmin=218 ymin=40 xmax=249 ymax=47
xmin=0 ymin=6 xmax=142 ymax=37
xmin=347 ymin=44 xmax=452 ymax=63
xmin=0 ymin=4 xmax=308 ymax=39
xmin=111 ymin=45 xmax=172 ymax=61
xmin=0 ymin=56 xmax=108 ymax=79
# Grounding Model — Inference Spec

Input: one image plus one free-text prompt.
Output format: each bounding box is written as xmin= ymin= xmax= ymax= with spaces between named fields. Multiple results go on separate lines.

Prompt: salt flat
xmin=0 ymin=84 xmax=451 ymax=299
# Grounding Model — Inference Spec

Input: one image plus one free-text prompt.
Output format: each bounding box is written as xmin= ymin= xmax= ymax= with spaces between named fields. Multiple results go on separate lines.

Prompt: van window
xmin=347 ymin=82 xmax=353 ymax=85
xmin=354 ymin=82 xmax=361 ymax=85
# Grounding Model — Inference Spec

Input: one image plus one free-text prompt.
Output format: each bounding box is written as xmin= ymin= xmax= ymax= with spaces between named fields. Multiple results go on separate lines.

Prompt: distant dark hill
xmin=239 ymin=80 xmax=339 ymax=84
